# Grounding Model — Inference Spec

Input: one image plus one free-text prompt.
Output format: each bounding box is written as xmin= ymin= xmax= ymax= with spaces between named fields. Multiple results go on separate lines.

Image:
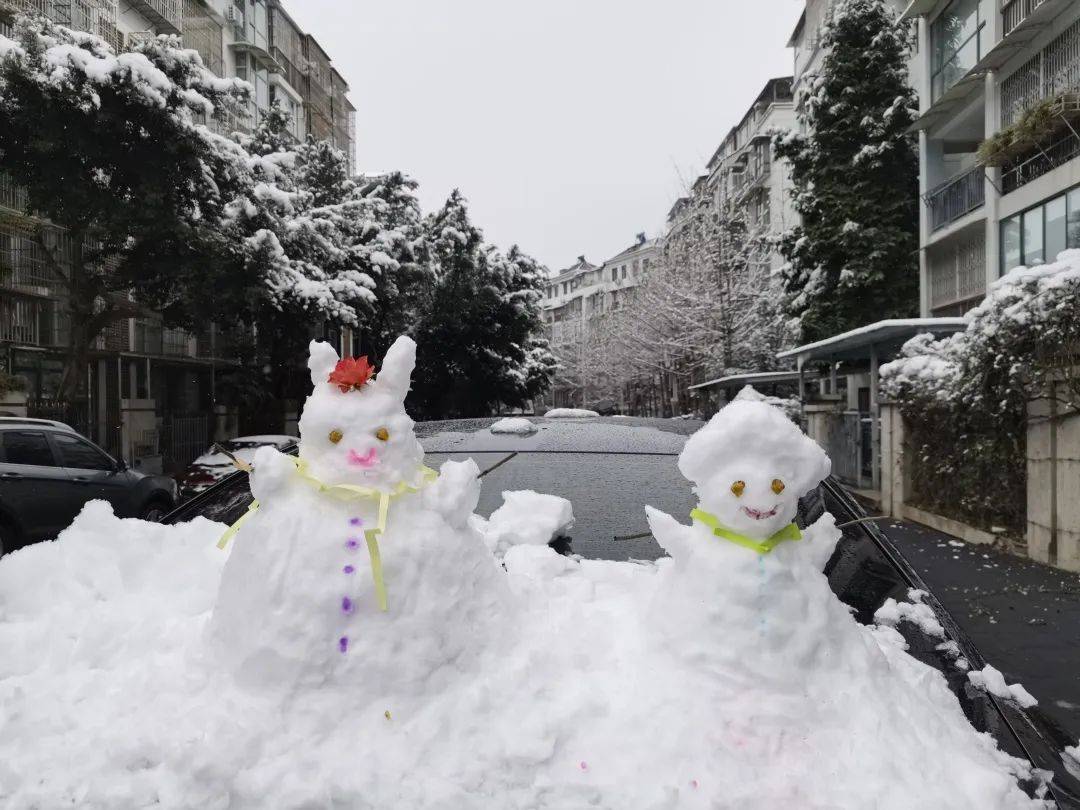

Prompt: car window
xmin=0 ymin=430 xmax=59 ymax=467
xmin=51 ymin=433 xmax=115 ymax=471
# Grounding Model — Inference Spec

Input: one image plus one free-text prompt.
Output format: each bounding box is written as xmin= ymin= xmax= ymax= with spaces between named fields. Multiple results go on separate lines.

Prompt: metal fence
xmin=824 ymin=410 xmax=878 ymax=490
xmin=162 ymin=413 xmax=209 ymax=472
xmin=927 ymin=166 xmax=985 ymax=231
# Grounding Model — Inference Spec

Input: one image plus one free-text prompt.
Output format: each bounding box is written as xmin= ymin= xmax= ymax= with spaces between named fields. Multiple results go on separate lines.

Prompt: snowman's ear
xmin=308 ymin=340 xmax=340 ymax=389
xmin=374 ymin=335 xmax=416 ymax=402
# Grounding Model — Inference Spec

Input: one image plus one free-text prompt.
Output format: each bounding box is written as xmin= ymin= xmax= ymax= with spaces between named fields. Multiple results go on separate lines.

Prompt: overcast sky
xmin=289 ymin=1 xmax=799 ymax=272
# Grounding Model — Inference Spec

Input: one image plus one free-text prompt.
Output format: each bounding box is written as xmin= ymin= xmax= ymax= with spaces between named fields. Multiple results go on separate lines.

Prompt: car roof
xmin=223 ymin=435 xmax=297 ymax=444
xmin=416 ymin=416 xmax=705 ymax=455
xmin=0 ymin=417 xmax=76 ymax=431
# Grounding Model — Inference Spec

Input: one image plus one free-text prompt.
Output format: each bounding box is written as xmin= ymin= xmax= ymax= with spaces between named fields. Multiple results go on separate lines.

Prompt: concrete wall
xmin=1027 ymin=386 xmax=1080 ymax=572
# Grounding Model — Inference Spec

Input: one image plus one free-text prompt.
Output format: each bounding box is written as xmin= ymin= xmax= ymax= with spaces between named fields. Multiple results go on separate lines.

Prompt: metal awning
xmin=908 ymin=72 xmax=986 ymax=133
xmin=777 ymin=318 xmax=965 ymax=365
xmin=900 ymin=0 xmax=939 ymax=20
xmin=688 ymin=370 xmax=802 ymax=392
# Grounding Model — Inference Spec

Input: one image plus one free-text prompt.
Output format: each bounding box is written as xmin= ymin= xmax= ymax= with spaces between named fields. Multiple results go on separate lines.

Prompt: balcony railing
xmin=1003 ymin=0 xmax=1050 ymax=38
xmin=126 ymin=0 xmax=181 ymax=34
xmin=1002 ymin=131 xmax=1080 ymax=194
xmin=926 ymin=166 xmax=985 ymax=232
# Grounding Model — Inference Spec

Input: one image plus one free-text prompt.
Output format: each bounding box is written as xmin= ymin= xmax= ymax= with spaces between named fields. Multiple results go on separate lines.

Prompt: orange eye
xmin=375 ymin=427 xmax=389 ymax=442
xmin=328 ymin=429 xmax=343 ymax=444
xmin=772 ymin=479 xmax=785 ymax=495
xmin=730 ymin=480 xmax=746 ymax=497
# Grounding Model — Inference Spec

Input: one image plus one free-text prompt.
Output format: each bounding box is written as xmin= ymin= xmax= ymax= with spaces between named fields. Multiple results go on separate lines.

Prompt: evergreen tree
xmin=410 ymin=191 xmax=554 ymax=418
xmin=0 ymin=18 xmax=254 ymax=402
xmin=773 ymin=0 xmax=919 ymax=342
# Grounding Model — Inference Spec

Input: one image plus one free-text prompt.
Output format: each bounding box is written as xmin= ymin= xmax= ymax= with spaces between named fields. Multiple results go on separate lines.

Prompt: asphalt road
xmin=887 ymin=519 xmax=1080 ymax=744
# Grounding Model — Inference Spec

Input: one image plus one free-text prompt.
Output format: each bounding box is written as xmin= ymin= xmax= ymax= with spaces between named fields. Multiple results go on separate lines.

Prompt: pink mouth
xmin=742 ymin=505 xmax=778 ymax=521
xmin=347 ymin=448 xmax=379 ymax=468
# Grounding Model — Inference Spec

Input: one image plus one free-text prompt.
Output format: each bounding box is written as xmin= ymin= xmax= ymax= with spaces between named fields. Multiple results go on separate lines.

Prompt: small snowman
xmin=208 ymin=336 xmax=512 ymax=692
xmin=645 ymin=399 xmax=847 ymax=685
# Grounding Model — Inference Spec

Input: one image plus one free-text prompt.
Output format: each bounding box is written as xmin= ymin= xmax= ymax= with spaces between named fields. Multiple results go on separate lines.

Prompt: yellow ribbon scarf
xmin=689 ymin=507 xmax=802 ymax=555
xmin=217 ymin=456 xmax=438 ymax=611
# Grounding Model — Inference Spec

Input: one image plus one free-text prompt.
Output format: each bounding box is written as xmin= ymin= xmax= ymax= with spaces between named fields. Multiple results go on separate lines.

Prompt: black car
xmin=0 ymin=417 xmax=178 ymax=554
xmin=163 ymin=415 xmax=1080 ymax=808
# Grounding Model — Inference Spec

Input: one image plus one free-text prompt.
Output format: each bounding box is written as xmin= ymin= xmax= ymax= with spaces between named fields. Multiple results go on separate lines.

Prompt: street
xmin=888 ymin=520 xmax=1080 ymax=743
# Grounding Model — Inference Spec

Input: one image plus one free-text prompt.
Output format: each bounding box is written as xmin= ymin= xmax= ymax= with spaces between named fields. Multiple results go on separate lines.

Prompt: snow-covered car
xmin=175 ymin=435 xmax=297 ymax=501
xmin=162 ymin=415 xmax=1080 ymax=808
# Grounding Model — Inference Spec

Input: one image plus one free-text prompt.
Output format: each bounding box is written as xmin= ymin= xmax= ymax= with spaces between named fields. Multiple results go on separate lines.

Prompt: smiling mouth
xmin=742 ymin=505 xmax=778 ymax=521
xmin=347 ymin=448 xmax=379 ymax=468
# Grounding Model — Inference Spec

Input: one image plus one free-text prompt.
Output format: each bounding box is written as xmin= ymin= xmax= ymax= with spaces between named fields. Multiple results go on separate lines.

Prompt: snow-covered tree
xmin=773 ymin=0 xmax=919 ymax=342
xmin=410 ymin=191 xmax=555 ymax=418
xmin=603 ymin=183 xmax=791 ymax=415
xmin=0 ymin=17 xmax=254 ymax=402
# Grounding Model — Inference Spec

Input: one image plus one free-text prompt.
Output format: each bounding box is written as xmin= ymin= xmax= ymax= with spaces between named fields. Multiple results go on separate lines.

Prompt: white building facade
xmin=904 ymin=0 xmax=1080 ymax=316
xmin=540 ymin=236 xmax=660 ymax=411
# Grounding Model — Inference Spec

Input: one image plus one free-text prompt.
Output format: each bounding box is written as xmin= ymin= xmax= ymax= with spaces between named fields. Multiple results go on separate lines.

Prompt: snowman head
xmin=679 ymin=400 xmax=830 ymax=541
xmin=298 ymin=335 xmax=424 ymax=489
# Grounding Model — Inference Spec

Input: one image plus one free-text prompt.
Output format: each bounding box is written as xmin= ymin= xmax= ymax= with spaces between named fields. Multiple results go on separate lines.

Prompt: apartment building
xmin=540 ymin=235 xmax=659 ymax=410
xmin=702 ymin=77 xmax=799 ymax=277
xmin=0 ymin=0 xmax=356 ymax=471
xmin=904 ymin=0 xmax=1080 ymax=317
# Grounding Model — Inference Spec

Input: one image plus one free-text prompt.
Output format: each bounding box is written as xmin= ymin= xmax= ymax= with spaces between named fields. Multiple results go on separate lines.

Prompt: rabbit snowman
xmin=208 ymin=335 xmax=513 ymax=693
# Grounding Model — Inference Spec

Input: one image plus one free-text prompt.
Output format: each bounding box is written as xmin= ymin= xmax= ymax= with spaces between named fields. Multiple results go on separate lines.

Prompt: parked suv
xmin=0 ymin=418 xmax=178 ymax=555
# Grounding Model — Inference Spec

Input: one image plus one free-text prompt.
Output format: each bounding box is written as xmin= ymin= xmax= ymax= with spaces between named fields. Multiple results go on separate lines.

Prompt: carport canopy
xmin=776 ymin=317 xmax=965 ymax=493
xmin=687 ymin=370 xmax=802 ymax=393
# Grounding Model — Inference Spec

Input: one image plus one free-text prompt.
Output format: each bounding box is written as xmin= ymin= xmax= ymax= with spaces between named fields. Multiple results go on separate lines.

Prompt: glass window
xmin=1 ymin=431 xmax=57 ymax=466
xmin=1023 ymin=208 xmax=1044 ymax=265
xmin=1001 ymin=215 xmax=1021 ymax=273
xmin=930 ymin=0 xmax=981 ymax=100
xmin=1046 ymin=195 xmax=1067 ymax=262
xmin=1068 ymin=189 xmax=1080 ymax=249
xmin=53 ymin=433 xmax=114 ymax=471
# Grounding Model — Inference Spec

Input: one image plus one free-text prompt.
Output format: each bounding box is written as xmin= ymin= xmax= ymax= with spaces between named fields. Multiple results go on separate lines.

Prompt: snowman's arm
xmin=248 ymin=445 xmax=298 ymax=502
xmin=645 ymin=505 xmax=693 ymax=559
xmin=799 ymin=511 xmax=843 ymax=571
xmin=421 ymin=458 xmax=481 ymax=529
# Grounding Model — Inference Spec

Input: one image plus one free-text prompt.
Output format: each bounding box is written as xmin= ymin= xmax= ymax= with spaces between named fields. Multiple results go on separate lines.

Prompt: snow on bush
xmin=968 ymin=665 xmax=1039 ymax=709
xmin=490 ymin=416 xmax=537 ymax=434
xmin=0 ymin=360 xmax=1049 ymax=808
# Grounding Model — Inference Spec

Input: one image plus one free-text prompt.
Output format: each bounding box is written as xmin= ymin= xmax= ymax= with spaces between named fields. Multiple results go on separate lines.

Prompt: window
xmin=1022 ymin=208 xmax=1044 ymax=266
xmin=0 ymin=430 xmax=57 ymax=466
xmin=930 ymin=0 xmax=981 ymax=101
xmin=1000 ymin=186 xmax=1080 ymax=274
xmin=611 ymin=267 xmax=617 ymax=281
xmin=1046 ymin=196 xmax=1067 ymax=261
xmin=52 ymin=433 xmax=114 ymax=471
xmin=1001 ymin=215 xmax=1021 ymax=273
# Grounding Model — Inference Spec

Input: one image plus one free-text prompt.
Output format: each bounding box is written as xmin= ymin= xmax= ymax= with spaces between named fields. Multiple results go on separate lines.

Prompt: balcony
xmin=1003 ymin=0 xmax=1051 ymax=38
xmin=926 ymin=166 xmax=985 ymax=232
xmin=1002 ymin=130 xmax=1080 ymax=194
xmin=127 ymin=0 xmax=181 ymax=34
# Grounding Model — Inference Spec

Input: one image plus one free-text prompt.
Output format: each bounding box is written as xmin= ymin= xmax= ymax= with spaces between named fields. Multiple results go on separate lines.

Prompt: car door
xmin=0 ymin=429 xmax=76 ymax=542
xmin=49 ymin=431 xmax=135 ymax=517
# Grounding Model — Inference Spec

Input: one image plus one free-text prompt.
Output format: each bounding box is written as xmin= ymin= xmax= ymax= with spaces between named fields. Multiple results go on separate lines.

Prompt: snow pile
xmin=968 ymin=665 xmax=1039 ymax=709
xmin=489 ymin=416 xmax=537 ymax=435
xmin=0 ymin=371 xmax=1049 ymax=809
xmin=473 ymin=490 xmax=574 ymax=558
xmin=874 ymin=588 xmax=945 ymax=638
xmin=544 ymin=407 xmax=599 ymax=418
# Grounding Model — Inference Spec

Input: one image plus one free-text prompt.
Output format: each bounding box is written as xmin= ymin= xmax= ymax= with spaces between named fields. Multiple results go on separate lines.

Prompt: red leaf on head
xmin=328 ymin=356 xmax=375 ymax=393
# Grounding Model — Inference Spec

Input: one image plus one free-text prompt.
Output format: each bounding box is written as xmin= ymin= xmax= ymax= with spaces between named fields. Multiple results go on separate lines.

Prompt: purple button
xmin=341 ymin=596 xmax=354 ymax=615
xmin=339 ymin=636 xmax=349 ymax=654
xmin=343 ymin=565 xmax=355 ymax=574
xmin=349 ymin=517 xmax=363 ymax=526
xmin=345 ymin=538 xmax=360 ymax=551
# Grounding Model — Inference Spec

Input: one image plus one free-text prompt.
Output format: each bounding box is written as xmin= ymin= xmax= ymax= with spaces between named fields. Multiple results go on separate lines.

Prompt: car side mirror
xmin=114 ymin=457 xmax=128 ymax=473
